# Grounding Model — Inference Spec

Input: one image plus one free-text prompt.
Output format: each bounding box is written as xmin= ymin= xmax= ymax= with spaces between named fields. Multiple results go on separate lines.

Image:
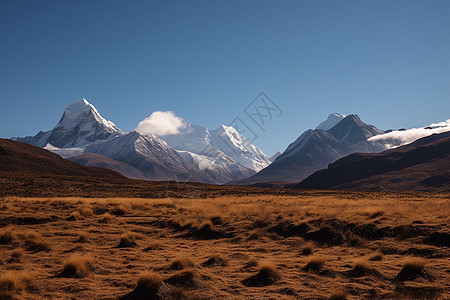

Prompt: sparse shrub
xmin=136 ymin=272 xmax=163 ymax=296
xmin=164 ymin=269 xmax=198 ymax=288
xmin=116 ymin=232 xmax=139 ymax=248
xmin=346 ymin=259 xmax=382 ymax=278
xmin=303 ymin=256 xmax=325 ymax=271
xmin=0 ymin=227 xmax=14 ymax=244
xmin=396 ymin=257 xmax=433 ymax=281
xmin=78 ymin=206 xmax=94 ymax=217
xmin=402 ymin=257 xmax=425 ymax=272
xmin=170 ymin=257 xmax=195 ymax=270
xmin=111 ymin=204 xmax=129 ymax=216
xmin=98 ymin=212 xmax=115 ymax=223
xmin=10 ymin=249 xmax=24 ymax=262
xmin=301 ymin=241 xmax=314 ymax=255
xmin=67 ymin=211 xmax=82 ymax=221
xmin=59 ymin=254 xmax=95 ymax=278
xmin=243 ymin=258 xmax=259 ymax=269
xmin=247 ymin=229 xmax=260 ymax=240
xmin=0 ymin=271 xmax=30 ymax=298
xmin=201 ymin=256 xmax=228 ymax=267
xmin=75 ymin=233 xmax=88 ymax=243
xmin=143 ymin=242 xmax=164 ymax=251
xmin=242 ymin=263 xmax=280 ymax=287
xmin=369 ymin=251 xmax=383 ymax=261
xmin=23 ymin=232 xmax=50 ymax=252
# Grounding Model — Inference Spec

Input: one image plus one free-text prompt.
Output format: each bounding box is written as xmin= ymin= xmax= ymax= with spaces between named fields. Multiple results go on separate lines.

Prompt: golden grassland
xmin=0 ymin=192 xmax=449 ymax=299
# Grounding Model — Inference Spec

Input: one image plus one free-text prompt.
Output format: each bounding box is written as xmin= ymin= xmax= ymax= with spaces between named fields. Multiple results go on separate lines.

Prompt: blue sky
xmin=1 ymin=0 xmax=449 ymax=155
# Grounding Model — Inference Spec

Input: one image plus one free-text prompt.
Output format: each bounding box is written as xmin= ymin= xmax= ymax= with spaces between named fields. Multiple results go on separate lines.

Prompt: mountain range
xmin=229 ymin=114 xmax=386 ymax=185
xmin=13 ymin=99 xmax=270 ymax=184
xmin=12 ymin=99 xmax=449 ymax=189
xmin=297 ymin=131 xmax=450 ymax=192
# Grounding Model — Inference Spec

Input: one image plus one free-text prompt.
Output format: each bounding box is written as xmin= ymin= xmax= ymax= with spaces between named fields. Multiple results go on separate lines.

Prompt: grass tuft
xmin=136 ymin=271 xmax=163 ymax=295
xmin=242 ymin=262 xmax=280 ymax=287
xmin=23 ymin=232 xmax=50 ymax=252
xmin=59 ymin=254 xmax=95 ymax=278
xmin=0 ymin=271 xmax=31 ymax=298
xmin=303 ymin=256 xmax=325 ymax=271
xmin=301 ymin=241 xmax=314 ymax=255
xmin=170 ymin=257 xmax=195 ymax=270
xmin=0 ymin=227 xmax=14 ymax=244
xmin=368 ymin=251 xmax=383 ymax=261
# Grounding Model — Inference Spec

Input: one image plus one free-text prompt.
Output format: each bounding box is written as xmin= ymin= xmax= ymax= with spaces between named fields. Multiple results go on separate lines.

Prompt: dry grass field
xmin=0 ymin=192 xmax=449 ymax=299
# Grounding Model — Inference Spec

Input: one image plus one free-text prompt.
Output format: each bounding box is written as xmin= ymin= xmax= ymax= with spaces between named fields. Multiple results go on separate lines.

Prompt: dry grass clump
xmin=402 ymin=257 xmax=425 ymax=271
xmin=170 ymin=257 xmax=195 ymax=270
xmin=247 ymin=229 xmax=260 ymax=241
xmin=143 ymin=242 xmax=164 ymax=251
xmin=243 ymin=258 xmax=259 ymax=269
xmin=75 ymin=233 xmax=88 ymax=243
xmin=164 ymin=269 xmax=198 ymax=288
xmin=303 ymin=256 xmax=326 ymax=271
xmin=59 ymin=254 xmax=95 ymax=278
xmin=66 ymin=211 xmax=82 ymax=221
xmin=22 ymin=232 xmax=50 ymax=252
xmin=78 ymin=205 xmax=94 ymax=217
xmin=110 ymin=203 xmax=130 ymax=216
xmin=0 ymin=271 xmax=31 ymax=298
xmin=242 ymin=262 xmax=281 ymax=287
xmin=0 ymin=227 xmax=14 ymax=244
xmin=301 ymin=241 xmax=314 ymax=255
xmin=116 ymin=232 xmax=140 ymax=248
xmin=98 ymin=212 xmax=115 ymax=223
xmin=347 ymin=259 xmax=382 ymax=278
xmin=368 ymin=251 xmax=383 ymax=261
xmin=134 ymin=271 xmax=163 ymax=297
xmin=396 ymin=257 xmax=434 ymax=281
xmin=9 ymin=248 xmax=24 ymax=263
xmin=201 ymin=256 xmax=228 ymax=267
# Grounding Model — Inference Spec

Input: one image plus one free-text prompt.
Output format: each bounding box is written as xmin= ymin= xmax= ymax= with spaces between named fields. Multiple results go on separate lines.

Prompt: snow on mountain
xmin=13 ymin=98 xmax=123 ymax=148
xmin=368 ymin=119 xmax=450 ymax=149
xmin=145 ymin=116 xmax=271 ymax=183
xmin=231 ymin=114 xmax=386 ymax=185
xmin=316 ymin=113 xmax=346 ymax=130
xmin=83 ymin=131 xmax=208 ymax=182
xmin=209 ymin=125 xmax=271 ymax=172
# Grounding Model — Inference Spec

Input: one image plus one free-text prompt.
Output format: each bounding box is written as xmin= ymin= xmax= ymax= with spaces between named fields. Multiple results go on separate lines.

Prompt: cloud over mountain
xmin=135 ymin=111 xmax=186 ymax=136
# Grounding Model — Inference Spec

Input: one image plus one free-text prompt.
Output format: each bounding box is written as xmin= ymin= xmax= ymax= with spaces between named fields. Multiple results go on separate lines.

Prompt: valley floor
xmin=0 ymin=192 xmax=449 ymax=299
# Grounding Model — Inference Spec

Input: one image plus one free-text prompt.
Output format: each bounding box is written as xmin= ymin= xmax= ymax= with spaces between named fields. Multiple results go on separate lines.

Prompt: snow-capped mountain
xmin=230 ymin=114 xmax=386 ymax=185
xmin=83 ymin=131 xmax=207 ymax=182
xmin=13 ymin=99 xmax=123 ymax=148
xmin=316 ymin=113 xmax=346 ymax=130
xmin=12 ymin=98 xmax=270 ymax=184
xmin=153 ymin=119 xmax=271 ymax=184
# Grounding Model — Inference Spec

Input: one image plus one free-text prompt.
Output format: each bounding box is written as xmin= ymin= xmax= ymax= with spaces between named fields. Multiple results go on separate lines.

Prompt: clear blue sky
xmin=1 ymin=0 xmax=449 ymax=156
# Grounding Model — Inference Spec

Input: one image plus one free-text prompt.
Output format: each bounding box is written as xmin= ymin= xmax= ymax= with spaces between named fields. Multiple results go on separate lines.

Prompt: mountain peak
xmin=316 ymin=113 xmax=346 ymax=130
xmin=328 ymin=114 xmax=383 ymax=143
xmin=45 ymin=99 xmax=123 ymax=148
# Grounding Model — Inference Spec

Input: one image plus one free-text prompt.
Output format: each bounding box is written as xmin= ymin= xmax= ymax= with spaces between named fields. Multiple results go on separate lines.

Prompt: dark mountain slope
xmin=296 ymin=131 xmax=450 ymax=192
xmin=0 ymin=138 xmax=124 ymax=178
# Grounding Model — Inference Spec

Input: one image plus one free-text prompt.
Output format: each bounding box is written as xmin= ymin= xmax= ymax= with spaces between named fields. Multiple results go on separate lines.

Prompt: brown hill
xmin=0 ymin=139 xmax=306 ymax=198
xmin=296 ymin=132 xmax=450 ymax=192
xmin=67 ymin=153 xmax=147 ymax=180
xmin=0 ymin=138 xmax=124 ymax=178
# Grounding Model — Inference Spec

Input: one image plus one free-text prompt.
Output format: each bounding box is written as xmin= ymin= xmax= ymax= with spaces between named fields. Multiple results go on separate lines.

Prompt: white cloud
xmin=135 ymin=111 xmax=186 ymax=136
xmin=368 ymin=119 xmax=450 ymax=148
